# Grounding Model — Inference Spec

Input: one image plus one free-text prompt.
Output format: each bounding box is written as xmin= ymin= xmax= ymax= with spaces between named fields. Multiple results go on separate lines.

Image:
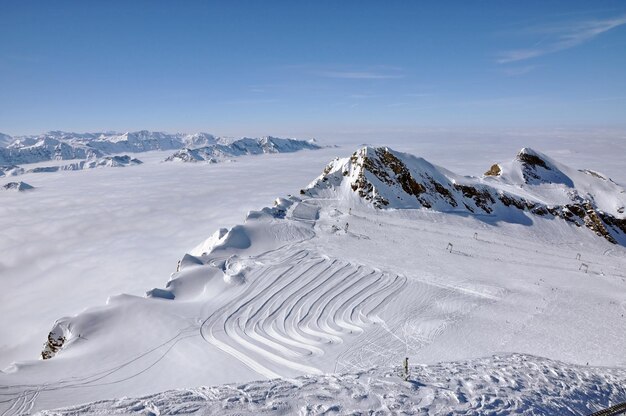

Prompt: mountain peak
xmin=2 ymin=181 xmax=34 ymax=192
xmin=304 ymin=146 xmax=458 ymax=209
xmin=304 ymin=145 xmax=626 ymax=245
xmin=513 ymin=147 xmax=573 ymax=186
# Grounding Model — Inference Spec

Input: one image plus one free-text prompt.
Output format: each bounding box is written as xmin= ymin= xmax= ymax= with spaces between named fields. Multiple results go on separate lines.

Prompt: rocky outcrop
xmin=41 ymin=325 xmax=68 ymax=360
xmin=304 ymin=146 xmax=626 ymax=246
xmin=2 ymin=181 xmax=34 ymax=191
xmin=484 ymin=164 xmax=501 ymax=176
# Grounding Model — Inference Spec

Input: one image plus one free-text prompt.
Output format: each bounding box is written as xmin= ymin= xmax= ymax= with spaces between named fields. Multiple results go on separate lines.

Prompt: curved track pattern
xmin=200 ymin=249 xmax=407 ymax=379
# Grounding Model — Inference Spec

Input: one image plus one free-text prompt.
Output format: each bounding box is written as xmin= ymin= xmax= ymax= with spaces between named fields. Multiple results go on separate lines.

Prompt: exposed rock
xmin=376 ymin=148 xmax=426 ymax=197
xmin=430 ymin=177 xmax=457 ymax=207
xmin=2 ymin=181 xmax=34 ymax=191
xmin=453 ymin=184 xmax=494 ymax=213
xmin=517 ymin=151 xmax=549 ymax=170
xmin=579 ymin=169 xmax=606 ymax=180
xmin=484 ymin=164 xmax=501 ymax=176
xmin=305 ymin=146 xmax=626 ymax=246
xmin=41 ymin=328 xmax=67 ymax=360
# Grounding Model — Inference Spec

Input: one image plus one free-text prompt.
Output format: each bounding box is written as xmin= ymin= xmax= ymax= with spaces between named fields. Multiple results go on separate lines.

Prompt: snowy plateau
xmin=1 ymin=134 xmax=625 ymax=415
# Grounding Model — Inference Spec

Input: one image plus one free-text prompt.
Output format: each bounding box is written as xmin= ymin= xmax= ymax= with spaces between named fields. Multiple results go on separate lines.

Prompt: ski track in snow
xmin=200 ymin=247 xmax=407 ymax=379
xmin=38 ymin=354 xmax=626 ymax=416
xmin=0 ymin=326 xmax=199 ymax=416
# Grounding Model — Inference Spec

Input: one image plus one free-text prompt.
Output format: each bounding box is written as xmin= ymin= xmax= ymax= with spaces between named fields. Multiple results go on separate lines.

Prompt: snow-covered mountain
xmin=26 ymin=155 xmax=142 ymax=174
xmin=2 ymin=146 xmax=626 ymax=414
xmin=1 ymin=136 xmax=102 ymax=164
xmin=2 ymin=181 xmax=34 ymax=192
xmin=304 ymin=146 xmax=626 ymax=244
xmin=164 ymin=136 xmax=321 ymax=163
xmin=0 ymin=165 xmax=24 ymax=177
xmin=0 ymin=131 xmax=318 ymax=165
xmin=0 ymin=133 xmax=14 ymax=148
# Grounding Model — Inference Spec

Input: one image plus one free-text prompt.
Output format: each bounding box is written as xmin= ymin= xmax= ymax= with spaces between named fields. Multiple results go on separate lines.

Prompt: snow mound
xmin=164 ymin=137 xmax=321 ymax=163
xmin=2 ymin=181 xmax=34 ymax=191
xmin=303 ymin=146 xmax=626 ymax=245
xmin=39 ymin=354 xmax=626 ymax=416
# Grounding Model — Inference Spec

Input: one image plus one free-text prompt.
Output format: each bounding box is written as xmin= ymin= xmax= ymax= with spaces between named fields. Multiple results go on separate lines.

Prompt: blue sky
xmin=1 ymin=1 xmax=625 ymax=137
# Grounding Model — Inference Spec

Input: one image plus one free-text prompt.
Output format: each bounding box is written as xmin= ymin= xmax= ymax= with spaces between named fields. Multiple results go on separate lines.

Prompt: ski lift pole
xmin=403 ymin=357 xmax=409 ymax=381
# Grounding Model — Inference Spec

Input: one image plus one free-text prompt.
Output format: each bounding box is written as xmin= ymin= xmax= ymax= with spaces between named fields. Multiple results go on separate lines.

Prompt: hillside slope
xmin=1 ymin=146 xmax=625 ymax=414
xmin=39 ymin=354 xmax=626 ymax=416
xmin=304 ymin=146 xmax=626 ymax=244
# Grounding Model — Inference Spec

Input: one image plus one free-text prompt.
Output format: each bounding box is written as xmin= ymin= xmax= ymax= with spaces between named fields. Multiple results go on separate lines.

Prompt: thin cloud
xmin=498 ymin=14 xmax=626 ymax=63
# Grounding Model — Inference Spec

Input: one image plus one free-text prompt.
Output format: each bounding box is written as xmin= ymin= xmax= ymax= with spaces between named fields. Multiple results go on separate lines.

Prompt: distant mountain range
xmin=164 ymin=136 xmax=321 ymax=163
xmin=0 ymin=131 xmax=319 ymax=165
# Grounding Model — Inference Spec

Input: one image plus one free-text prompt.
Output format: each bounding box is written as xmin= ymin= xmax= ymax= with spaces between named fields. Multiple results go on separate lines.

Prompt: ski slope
xmin=0 ymin=148 xmax=341 ymax=369
xmin=1 ymin=143 xmax=625 ymax=414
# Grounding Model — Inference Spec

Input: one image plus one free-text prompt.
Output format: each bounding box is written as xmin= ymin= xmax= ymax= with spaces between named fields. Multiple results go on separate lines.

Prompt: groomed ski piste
xmin=1 ymin=146 xmax=626 ymax=415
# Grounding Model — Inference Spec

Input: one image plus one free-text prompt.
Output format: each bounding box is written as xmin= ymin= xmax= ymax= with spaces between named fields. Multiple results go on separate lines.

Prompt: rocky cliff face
xmin=303 ymin=146 xmax=626 ymax=245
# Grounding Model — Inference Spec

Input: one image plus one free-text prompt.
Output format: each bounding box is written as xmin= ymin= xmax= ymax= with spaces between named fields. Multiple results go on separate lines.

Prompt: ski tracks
xmin=200 ymin=248 xmax=407 ymax=379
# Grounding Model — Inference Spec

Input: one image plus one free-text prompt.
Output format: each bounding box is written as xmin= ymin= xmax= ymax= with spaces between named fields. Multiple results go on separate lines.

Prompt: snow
xmin=0 ymin=133 xmax=14 ymax=148
xmin=37 ymin=354 xmax=626 ymax=415
xmin=304 ymin=146 xmax=626 ymax=244
xmin=0 ymin=165 xmax=25 ymax=177
xmin=164 ymin=137 xmax=320 ymax=163
xmin=2 ymin=181 xmax=34 ymax=192
xmin=0 ymin=148 xmax=341 ymax=369
xmin=1 ymin=135 xmax=625 ymax=414
xmin=0 ymin=131 xmax=318 ymax=165
xmin=20 ymin=155 xmax=143 ymax=174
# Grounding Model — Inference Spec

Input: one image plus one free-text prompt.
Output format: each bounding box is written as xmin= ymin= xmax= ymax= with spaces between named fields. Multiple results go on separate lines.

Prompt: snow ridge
xmin=164 ymin=137 xmax=321 ymax=163
xmin=303 ymin=146 xmax=626 ymax=245
xmin=0 ymin=131 xmax=318 ymax=165
xmin=0 ymin=132 xmax=14 ymax=148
